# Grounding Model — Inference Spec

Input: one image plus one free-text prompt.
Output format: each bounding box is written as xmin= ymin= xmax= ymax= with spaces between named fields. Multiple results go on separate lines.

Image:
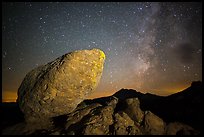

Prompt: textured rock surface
xmin=143 ymin=111 xmax=166 ymax=135
xmin=113 ymin=112 xmax=142 ymax=135
xmin=165 ymin=122 xmax=200 ymax=135
xmin=105 ymin=96 xmax=118 ymax=109
xmin=3 ymin=82 xmax=201 ymax=135
xmin=2 ymin=97 xmax=199 ymax=135
xmin=65 ymin=103 xmax=102 ymax=130
xmin=17 ymin=48 xmax=105 ymax=122
xmin=2 ymin=123 xmax=27 ymax=135
xmin=82 ymin=106 xmax=114 ymax=135
xmin=123 ymin=98 xmax=144 ymax=124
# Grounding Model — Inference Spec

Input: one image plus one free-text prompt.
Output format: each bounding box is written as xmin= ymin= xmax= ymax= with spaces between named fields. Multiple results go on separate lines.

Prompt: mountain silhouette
xmin=149 ymin=81 xmax=203 ymax=132
xmin=111 ymin=81 xmax=203 ymax=133
xmin=79 ymin=81 xmax=203 ymax=134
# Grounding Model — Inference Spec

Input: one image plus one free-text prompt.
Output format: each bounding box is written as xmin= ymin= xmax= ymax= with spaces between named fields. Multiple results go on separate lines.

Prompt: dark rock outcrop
xmin=65 ymin=103 xmax=102 ymax=131
xmin=81 ymin=106 xmax=114 ymax=135
xmin=2 ymin=81 xmax=202 ymax=135
xmin=143 ymin=111 xmax=166 ymax=135
xmin=113 ymin=112 xmax=142 ymax=135
xmin=112 ymin=81 xmax=203 ymax=134
xmin=165 ymin=122 xmax=200 ymax=135
xmin=123 ymin=98 xmax=144 ymax=124
xmin=144 ymin=81 xmax=203 ymax=133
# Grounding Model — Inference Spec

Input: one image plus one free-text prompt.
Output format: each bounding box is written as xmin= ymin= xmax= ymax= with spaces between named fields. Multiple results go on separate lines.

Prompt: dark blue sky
xmin=2 ymin=2 xmax=202 ymax=101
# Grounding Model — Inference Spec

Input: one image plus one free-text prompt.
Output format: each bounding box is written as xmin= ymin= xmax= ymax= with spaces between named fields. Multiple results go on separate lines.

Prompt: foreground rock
xmin=65 ymin=103 xmax=102 ymax=132
xmin=113 ymin=112 xmax=142 ymax=135
xmin=123 ymin=98 xmax=144 ymax=124
xmin=3 ymin=81 xmax=202 ymax=135
xmin=143 ymin=111 xmax=166 ymax=135
xmin=2 ymin=96 xmax=199 ymax=135
xmin=17 ymin=48 xmax=105 ymax=123
xmin=165 ymin=122 xmax=200 ymax=135
xmin=82 ymin=106 xmax=114 ymax=135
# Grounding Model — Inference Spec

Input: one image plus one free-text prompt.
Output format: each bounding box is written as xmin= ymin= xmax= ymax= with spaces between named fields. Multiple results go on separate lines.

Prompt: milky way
xmin=2 ymin=2 xmax=202 ymax=101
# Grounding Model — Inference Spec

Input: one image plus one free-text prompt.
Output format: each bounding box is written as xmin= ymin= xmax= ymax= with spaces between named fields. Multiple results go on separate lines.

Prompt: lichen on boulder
xmin=17 ymin=48 xmax=105 ymax=123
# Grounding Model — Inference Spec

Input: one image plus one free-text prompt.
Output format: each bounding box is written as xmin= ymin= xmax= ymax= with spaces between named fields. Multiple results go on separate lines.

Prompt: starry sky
xmin=2 ymin=2 xmax=202 ymax=102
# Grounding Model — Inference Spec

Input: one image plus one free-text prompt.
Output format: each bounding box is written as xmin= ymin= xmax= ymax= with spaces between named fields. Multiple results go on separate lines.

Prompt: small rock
xmin=166 ymin=122 xmax=200 ymax=135
xmin=65 ymin=103 xmax=102 ymax=130
xmin=123 ymin=98 xmax=144 ymax=124
xmin=143 ymin=111 xmax=166 ymax=135
xmin=82 ymin=106 xmax=114 ymax=135
xmin=106 ymin=96 xmax=118 ymax=108
xmin=113 ymin=112 xmax=142 ymax=135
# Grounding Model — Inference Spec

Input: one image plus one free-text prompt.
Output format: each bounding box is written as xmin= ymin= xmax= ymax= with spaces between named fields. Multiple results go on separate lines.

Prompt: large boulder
xmin=17 ymin=48 xmax=105 ymax=123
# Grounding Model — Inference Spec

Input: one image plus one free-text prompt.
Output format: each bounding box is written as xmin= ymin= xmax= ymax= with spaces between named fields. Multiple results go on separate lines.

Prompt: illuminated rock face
xmin=17 ymin=48 xmax=105 ymax=122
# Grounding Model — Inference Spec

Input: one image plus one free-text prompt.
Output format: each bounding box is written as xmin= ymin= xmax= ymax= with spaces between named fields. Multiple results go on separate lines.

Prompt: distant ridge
xmin=111 ymin=81 xmax=203 ymax=132
xmin=85 ymin=81 xmax=202 ymax=132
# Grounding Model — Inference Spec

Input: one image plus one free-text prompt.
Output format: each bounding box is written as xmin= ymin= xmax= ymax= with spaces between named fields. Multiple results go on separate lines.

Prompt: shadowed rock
xmin=123 ymin=98 xmax=144 ymax=124
xmin=2 ymin=81 xmax=201 ymax=135
xmin=165 ymin=122 xmax=200 ymax=135
xmin=113 ymin=112 xmax=142 ymax=135
xmin=82 ymin=106 xmax=114 ymax=135
xmin=143 ymin=111 xmax=166 ymax=135
xmin=105 ymin=96 xmax=118 ymax=109
xmin=17 ymin=48 xmax=105 ymax=123
xmin=65 ymin=103 xmax=102 ymax=130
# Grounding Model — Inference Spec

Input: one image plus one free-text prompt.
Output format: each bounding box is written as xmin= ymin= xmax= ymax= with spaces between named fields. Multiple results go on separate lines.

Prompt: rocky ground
xmin=2 ymin=88 xmax=201 ymax=135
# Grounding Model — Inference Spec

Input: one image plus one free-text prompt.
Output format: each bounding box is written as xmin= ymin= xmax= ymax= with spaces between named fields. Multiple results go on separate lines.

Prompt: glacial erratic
xmin=17 ymin=48 xmax=105 ymax=123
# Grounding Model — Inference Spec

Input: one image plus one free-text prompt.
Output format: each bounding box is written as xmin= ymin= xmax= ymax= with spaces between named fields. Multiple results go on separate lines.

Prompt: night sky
xmin=2 ymin=2 xmax=202 ymax=102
